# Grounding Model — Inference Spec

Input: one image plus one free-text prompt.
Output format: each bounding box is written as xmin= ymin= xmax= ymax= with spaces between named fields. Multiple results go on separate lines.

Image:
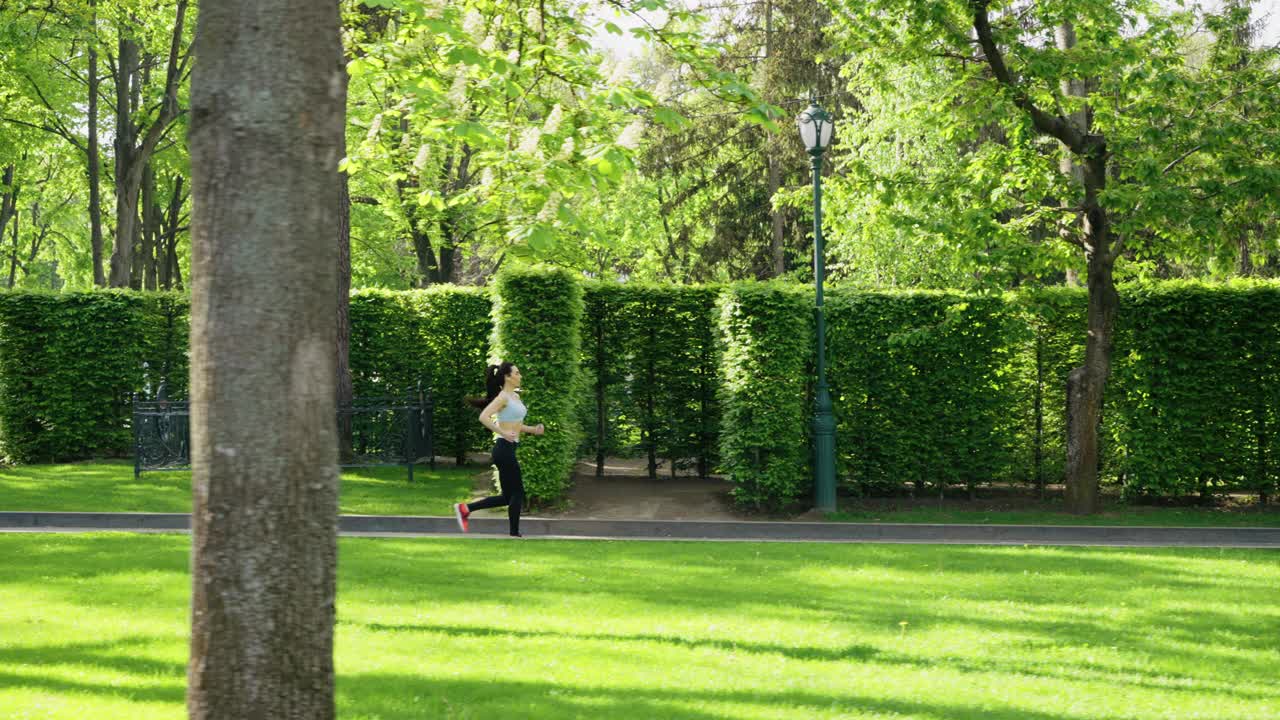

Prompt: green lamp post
xmin=797 ymin=97 xmax=837 ymax=512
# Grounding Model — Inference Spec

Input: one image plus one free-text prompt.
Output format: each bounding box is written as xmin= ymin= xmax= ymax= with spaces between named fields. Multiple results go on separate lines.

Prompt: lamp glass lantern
xmin=796 ymin=103 xmax=834 ymax=154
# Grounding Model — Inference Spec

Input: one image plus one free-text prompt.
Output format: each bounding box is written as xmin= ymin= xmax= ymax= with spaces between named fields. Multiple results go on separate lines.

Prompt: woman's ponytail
xmin=467 ymin=362 xmax=514 ymax=409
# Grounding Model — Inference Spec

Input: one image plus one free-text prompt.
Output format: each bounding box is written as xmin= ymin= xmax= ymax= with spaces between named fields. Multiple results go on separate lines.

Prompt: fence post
xmin=132 ymin=392 xmax=142 ymax=480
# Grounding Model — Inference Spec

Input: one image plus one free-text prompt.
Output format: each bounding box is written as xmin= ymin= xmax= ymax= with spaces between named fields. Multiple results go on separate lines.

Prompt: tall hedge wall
xmin=1108 ymin=281 xmax=1280 ymax=500
xmin=490 ymin=266 xmax=583 ymax=504
xmin=716 ymin=283 xmax=813 ymax=511
xmin=1008 ymin=288 xmax=1087 ymax=492
xmin=578 ymin=283 xmax=720 ymax=479
xmin=348 ymin=288 xmax=491 ymax=463
xmin=0 ymin=292 xmax=151 ymax=462
xmin=2 ymin=279 xmax=1277 ymax=509
xmin=825 ymin=290 xmax=1019 ymax=497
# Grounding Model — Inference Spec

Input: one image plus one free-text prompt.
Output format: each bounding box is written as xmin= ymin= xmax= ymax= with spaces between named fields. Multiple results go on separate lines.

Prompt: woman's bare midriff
xmin=496 ymin=420 xmax=523 ymax=440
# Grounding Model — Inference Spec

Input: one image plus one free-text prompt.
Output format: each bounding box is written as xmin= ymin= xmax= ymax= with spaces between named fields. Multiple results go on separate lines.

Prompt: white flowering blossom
xmin=542 ymin=105 xmax=564 ymax=135
xmin=607 ymin=58 xmax=631 ymax=87
xmin=480 ymin=167 xmax=496 ymax=188
xmin=555 ymin=136 xmax=575 ymax=162
xmin=449 ymin=73 xmax=468 ymax=112
xmin=536 ymin=192 xmax=561 ymax=224
xmin=518 ymin=127 xmax=542 ymax=156
xmin=365 ymin=113 xmax=384 ymax=142
xmin=616 ymin=120 xmax=645 ymax=150
xmin=462 ymin=11 xmax=485 ymax=40
xmin=413 ymin=144 xmax=432 ymax=171
xmin=524 ymin=7 xmax=541 ymax=31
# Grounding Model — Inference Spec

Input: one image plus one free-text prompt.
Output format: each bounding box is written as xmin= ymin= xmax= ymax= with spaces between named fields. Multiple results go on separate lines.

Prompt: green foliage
xmin=1007 ymin=287 xmax=1088 ymax=489
xmin=824 ymin=0 xmax=1280 ymax=286
xmin=413 ymin=287 xmax=492 ymax=462
xmin=826 ymin=290 xmax=1019 ymax=496
xmin=716 ymin=283 xmax=813 ymax=511
xmin=578 ymin=283 xmax=720 ymax=476
xmin=136 ymin=292 xmax=191 ymax=398
xmin=0 ymin=291 xmax=149 ymax=462
xmin=1108 ymin=281 xmax=1280 ymax=499
xmin=349 ymin=287 xmax=492 ymax=462
xmin=490 ymin=265 xmax=583 ymax=504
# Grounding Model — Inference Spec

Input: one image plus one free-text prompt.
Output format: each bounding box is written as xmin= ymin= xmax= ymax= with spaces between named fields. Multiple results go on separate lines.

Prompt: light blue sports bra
xmin=495 ymin=391 xmax=527 ymax=423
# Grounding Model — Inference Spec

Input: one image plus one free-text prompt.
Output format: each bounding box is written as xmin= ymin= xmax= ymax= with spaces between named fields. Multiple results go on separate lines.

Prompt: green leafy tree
xmin=825 ymin=0 xmax=1280 ymax=512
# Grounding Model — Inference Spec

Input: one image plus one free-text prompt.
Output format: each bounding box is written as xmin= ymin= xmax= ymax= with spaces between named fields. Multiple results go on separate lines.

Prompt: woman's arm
xmin=478 ymin=394 xmax=508 ymax=435
xmin=519 ymin=422 xmax=545 ymax=436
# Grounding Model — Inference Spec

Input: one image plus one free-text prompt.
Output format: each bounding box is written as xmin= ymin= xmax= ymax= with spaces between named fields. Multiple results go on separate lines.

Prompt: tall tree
xmin=828 ymin=0 xmax=1280 ymax=512
xmin=186 ymin=1 xmax=344 ymax=718
xmin=107 ymin=0 xmax=190 ymax=288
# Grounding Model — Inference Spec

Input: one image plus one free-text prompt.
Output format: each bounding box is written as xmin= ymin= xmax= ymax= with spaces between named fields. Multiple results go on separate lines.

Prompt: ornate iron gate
xmin=133 ymin=390 xmax=434 ymax=481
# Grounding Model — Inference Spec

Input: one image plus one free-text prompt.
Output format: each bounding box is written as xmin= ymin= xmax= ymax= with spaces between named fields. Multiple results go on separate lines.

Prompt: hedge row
xmin=826 ymin=290 xmax=1019 ymax=498
xmin=490 ymin=266 xmax=583 ymax=505
xmin=2 ymin=279 xmax=1277 ymax=508
xmin=1108 ymin=281 xmax=1280 ymax=500
xmin=717 ymin=284 xmax=814 ymax=511
xmin=578 ymin=283 xmax=720 ymax=479
xmin=0 ymin=291 xmax=153 ymax=462
xmin=348 ymin=288 xmax=491 ymax=463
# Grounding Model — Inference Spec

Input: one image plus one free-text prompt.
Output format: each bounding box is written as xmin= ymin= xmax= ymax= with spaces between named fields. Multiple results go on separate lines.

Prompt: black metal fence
xmin=133 ymin=390 xmax=434 ymax=481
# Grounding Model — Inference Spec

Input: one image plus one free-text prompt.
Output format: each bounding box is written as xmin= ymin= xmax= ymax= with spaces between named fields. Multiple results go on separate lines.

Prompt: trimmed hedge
xmin=826 ymin=290 xmax=1018 ymax=497
xmin=414 ymin=288 xmax=492 ymax=464
xmin=3 ymin=279 xmax=1277 ymax=509
xmin=579 ymin=283 xmax=721 ymax=479
xmin=1109 ymin=281 xmax=1280 ymax=500
xmin=0 ymin=291 xmax=150 ymax=462
xmin=1008 ymin=288 xmax=1087 ymax=492
xmin=490 ymin=266 xmax=583 ymax=504
xmin=717 ymin=283 xmax=813 ymax=511
xmin=349 ymin=288 xmax=491 ymax=463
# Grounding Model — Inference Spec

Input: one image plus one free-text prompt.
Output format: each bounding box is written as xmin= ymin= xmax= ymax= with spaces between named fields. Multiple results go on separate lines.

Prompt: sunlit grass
xmin=0 ymin=460 xmax=474 ymax=516
xmin=1 ymin=534 xmax=1277 ymax=719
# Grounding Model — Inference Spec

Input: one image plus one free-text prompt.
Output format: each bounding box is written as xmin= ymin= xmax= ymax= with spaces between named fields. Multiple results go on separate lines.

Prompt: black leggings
xmin=466 ymin=438 xmax=524 ymax=535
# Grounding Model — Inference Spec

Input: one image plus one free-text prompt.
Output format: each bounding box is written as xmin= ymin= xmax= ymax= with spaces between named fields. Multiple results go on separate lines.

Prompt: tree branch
xmin=1162 ymin=144 xmax=1202 ymax=176
xmin=969 ymin=0 xmax=1085 ymax=152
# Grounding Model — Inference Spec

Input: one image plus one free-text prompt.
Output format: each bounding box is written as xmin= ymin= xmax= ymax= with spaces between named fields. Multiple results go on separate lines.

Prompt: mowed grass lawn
xmin=0 ymin=460 xmax=475 ymax=516
xmin=1 ymin=534 xmax=1277 ymax=719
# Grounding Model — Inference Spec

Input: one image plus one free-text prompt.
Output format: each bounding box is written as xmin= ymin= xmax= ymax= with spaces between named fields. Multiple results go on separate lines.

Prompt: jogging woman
xmin=455 ymin=362 xmax=544 ymax=537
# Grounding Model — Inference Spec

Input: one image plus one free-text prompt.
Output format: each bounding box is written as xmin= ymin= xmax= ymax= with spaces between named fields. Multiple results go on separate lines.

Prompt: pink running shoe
xmin=454 ymin=503 xmax=470 ymax=533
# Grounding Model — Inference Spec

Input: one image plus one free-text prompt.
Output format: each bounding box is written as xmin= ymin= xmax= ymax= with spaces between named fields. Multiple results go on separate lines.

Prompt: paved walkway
xmin=3 ymin=511 xmax=1279 ymax=547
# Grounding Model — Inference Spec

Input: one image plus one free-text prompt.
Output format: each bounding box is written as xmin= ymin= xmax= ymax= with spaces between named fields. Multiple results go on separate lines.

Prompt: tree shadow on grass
xmin=337 ymin=673 xmax=1136 ymax=720
xmin=0 ymin=637 xmax=184 ymax=704
xmin=356 ymin=619 xmax=1280 ymax=704
xmin=364 ymin=622 xmax=881 ymax=664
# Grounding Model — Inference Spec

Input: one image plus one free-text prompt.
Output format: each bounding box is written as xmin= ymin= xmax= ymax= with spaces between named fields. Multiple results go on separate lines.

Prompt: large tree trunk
xmin=1064 ymin=151 xmax=1116 ymax=515
xmin=161 ymin=175 xmax=186 ymax=290
xmin=88 ymin=0 xmax=106 ymax=287
xmin=186 ymin=0 xmax=345 ymax=717
xmin=141 ymin=163 xmax=159 ymax=290
xmin=972 ymin=1 xmax=1117 ymax=513
xmin=109 ymin=35 xmax=139 ymax=287
xmin=109 ymin=1 xmax=189 ymax=288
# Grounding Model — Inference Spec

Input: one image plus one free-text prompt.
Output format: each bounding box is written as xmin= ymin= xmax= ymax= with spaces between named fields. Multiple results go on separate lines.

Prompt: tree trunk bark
xmin=88 ymin=0 xmax=106 ymax=287
xmin=141 ymin=163 xmax=159 ymax=290
xmin=162 ymin=175 xmax=185 ymax=290
xmin=1064 ymin=150 xmax=1116 ymax=515
xmin=109 ymin=1 xmax=189 ymax=288
xmin=2 ymin=165 xmax=18 ymax=289
xmin=186 ymin=0 xmax=345 ymax=717
xmin=109 ymin=35 xmax=139 ymax=287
